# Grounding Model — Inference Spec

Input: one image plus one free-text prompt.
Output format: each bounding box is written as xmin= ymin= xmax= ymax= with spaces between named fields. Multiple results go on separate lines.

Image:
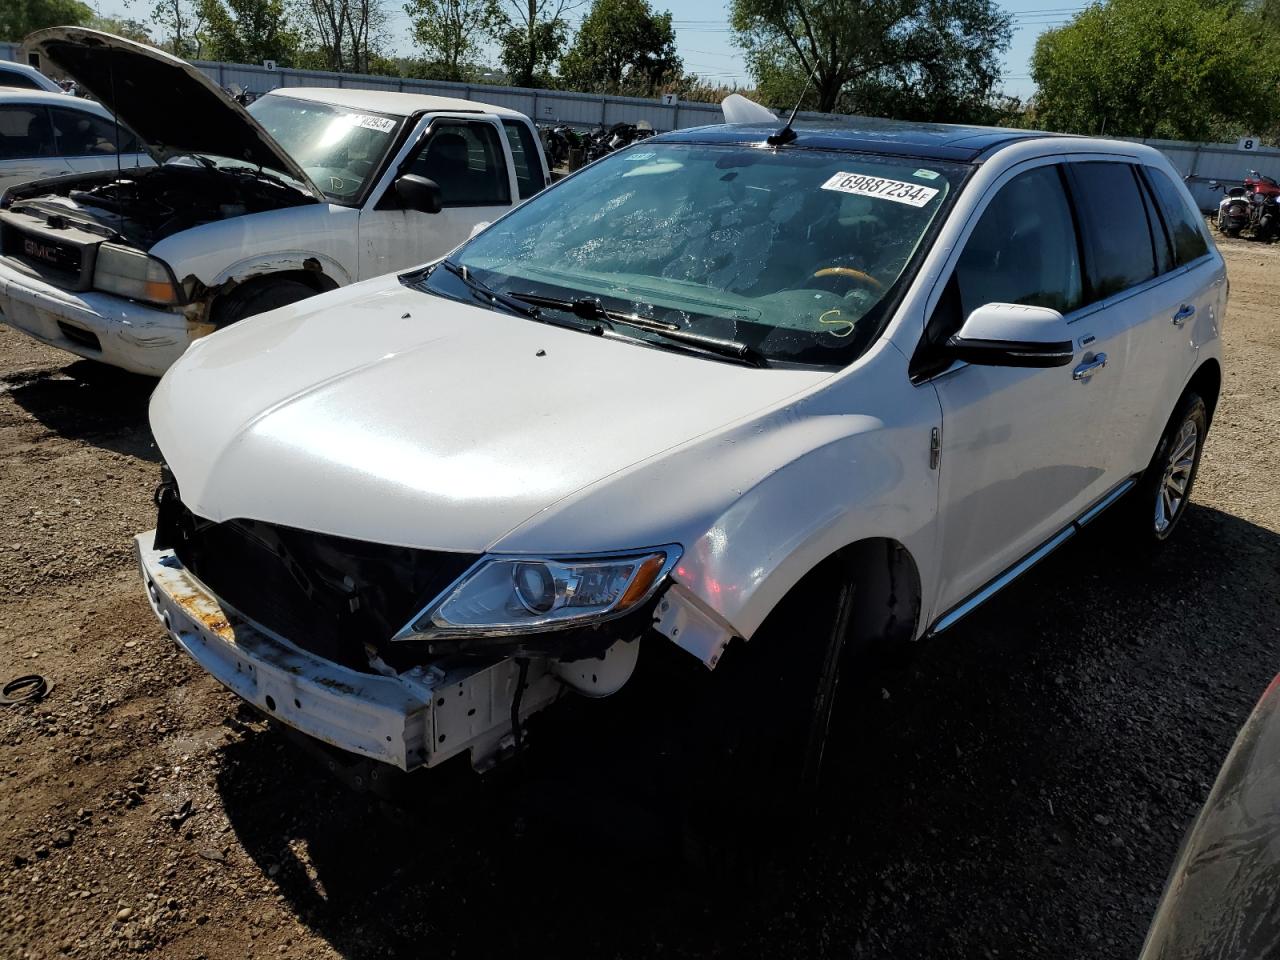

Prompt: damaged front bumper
xmin=135 ymin=532 xmax=594 ymax=772
xmin=0 ymin=259 xmax=194 ymax=376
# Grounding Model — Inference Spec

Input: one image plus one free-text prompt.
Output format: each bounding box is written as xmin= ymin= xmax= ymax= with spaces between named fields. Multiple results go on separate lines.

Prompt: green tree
xmin=200 ymin=0 xmax=300 ymax=64
xmin=1031 ymin=0 xmax=1280 ymax=140
xmin=494 ymin=0 xmax=572 ymax=87
xmin=403 ymin=0 xmax=498 ymax=81
xmin=293 ymin=0 xmax=388 ymax=73
xmin=0 ymin=0 xmax=92 ymax=41
xmin=728 ymin=0 xmax=1012 ymax=119
xmin=84 ymin=15 xmax=153 ymax=42
xmin=559 ymin=0 xmax=680 ymax=95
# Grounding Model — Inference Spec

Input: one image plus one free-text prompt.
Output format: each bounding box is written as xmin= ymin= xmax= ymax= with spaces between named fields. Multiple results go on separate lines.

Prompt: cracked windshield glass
xmin=437 ymin=142 xmax=966 ymax=365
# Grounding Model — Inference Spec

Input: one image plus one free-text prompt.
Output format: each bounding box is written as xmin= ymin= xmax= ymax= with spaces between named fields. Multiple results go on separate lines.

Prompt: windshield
xmin=247 ymin=95 xmax=403 ymax=204
xmin=430 ymin=142 xmax=967 ymax=366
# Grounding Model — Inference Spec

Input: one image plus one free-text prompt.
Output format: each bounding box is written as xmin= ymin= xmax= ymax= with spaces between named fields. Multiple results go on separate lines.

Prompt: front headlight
xmin=393 ymin=547 xmax=682 ymax=640
xmin=93 ymin=244 xmax=182 ymax=305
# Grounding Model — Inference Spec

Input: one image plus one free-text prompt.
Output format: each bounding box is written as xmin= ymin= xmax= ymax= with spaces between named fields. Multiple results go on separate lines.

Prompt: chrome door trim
xmin=929 ymin=475 xmax=1138 ymax=636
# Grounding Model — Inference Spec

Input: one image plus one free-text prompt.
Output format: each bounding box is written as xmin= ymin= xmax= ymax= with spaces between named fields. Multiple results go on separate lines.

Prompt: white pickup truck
xmin=0 ymin=28 xmax=548 ymax=375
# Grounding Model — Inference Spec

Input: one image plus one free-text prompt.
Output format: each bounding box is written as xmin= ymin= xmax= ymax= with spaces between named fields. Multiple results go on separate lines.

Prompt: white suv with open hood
xmin=0 ymin=29 xmax=547 ymax=375
xmin=137 ymin=117 xmax=1225 ymax=802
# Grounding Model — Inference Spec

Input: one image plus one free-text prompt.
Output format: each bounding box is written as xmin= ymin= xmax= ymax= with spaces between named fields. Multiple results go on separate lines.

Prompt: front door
xmin=358 ymin=118 xmax=516 ymax=280
xmin=926 ymin=162 xmax=1128 ymax=618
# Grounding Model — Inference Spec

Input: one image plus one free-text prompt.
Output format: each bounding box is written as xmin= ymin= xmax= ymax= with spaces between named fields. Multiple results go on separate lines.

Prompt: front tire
xmin=212 ymin=278 xmax=317 ymax=329
xmin=671 ymin=560 xmax=861 ymax=882
xmin=1130 ymin=390 xmax=1208 ymax=544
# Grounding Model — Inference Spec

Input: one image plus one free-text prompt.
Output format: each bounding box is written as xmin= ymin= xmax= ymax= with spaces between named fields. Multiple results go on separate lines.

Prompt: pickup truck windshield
xmin=444 ymin=143 xmax=967 ymax=366
xmin=247 ymin=95 xmax=403 ymax=204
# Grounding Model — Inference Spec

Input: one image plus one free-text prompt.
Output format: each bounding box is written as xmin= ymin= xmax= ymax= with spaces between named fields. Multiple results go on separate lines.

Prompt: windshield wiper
xmin=438 ymin=262 xmax=604 ymax=334
xmin=508 ymin=292 xmax=768 ymax=368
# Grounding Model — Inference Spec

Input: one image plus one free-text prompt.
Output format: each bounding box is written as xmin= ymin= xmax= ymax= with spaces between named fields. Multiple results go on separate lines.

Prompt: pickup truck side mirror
xmin=394 ymin=174 xmax=442 ymax=214
xmin=946 ymin=303 xmax=1074 ymax=368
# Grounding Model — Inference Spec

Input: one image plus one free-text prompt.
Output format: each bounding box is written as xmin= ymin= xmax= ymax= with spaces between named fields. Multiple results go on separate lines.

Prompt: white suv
xmin=0 ymin=29 xmax=547 ymax=375
xmin=135 ymin=118 xmax=1224 ymax=793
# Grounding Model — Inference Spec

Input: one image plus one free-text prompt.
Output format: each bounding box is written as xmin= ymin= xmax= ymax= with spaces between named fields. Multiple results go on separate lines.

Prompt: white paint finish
xmin=263 ymin=86 xmax=531 ymax=120
xmin=0 ymin=84 xmax=542 ymax=373
xmin=151 ymin=203 xmax=360 ymax=288
xmin=150 ymin=275 xmax=829 ymax=553
xmin=144 ymin=131 xmax=1226 ymax=671
xmin=0 ymin=258 xmax=191 ymax=375
xmin=355 ymin=114 xmax=518 ymax=280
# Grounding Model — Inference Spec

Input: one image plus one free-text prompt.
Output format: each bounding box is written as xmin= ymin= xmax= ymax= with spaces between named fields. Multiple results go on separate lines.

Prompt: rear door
xmin=1062 ymin=160 xmax=1201 ymax=479
xmin=47 ymin=104 xmax=150 ymax=176
xmin=358 ymin=116 xmax=516 ymax=280
xmin=1121 ymin=165 xmax=1215 ymax=467
xmin=0 ymin=104 xmax=71 ymax=191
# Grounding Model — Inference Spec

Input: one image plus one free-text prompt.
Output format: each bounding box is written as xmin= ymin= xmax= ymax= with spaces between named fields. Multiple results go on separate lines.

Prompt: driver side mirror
xmin=946 ymin=303 xmax=1074 ymax=368
xmin=394 ymin=174 xmax=442 ymax=214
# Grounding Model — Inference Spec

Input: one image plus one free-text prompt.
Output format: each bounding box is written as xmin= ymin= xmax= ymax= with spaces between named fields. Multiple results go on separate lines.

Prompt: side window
xmin=48 ymin=107 xmax=139 ymax=156
xmin=1143 ymin=167 xmax=1209 ymax=267
xmin=0 ymin=70 xmax=43 ymax=91
xmin=944 ymin=164 xmax=1083 ymax=335
xmin=0 ymin=106 xmax=52 ymax=160
xmin=502 ymin=119 xmax=544 ymax=200
xmin=1068 ymin=162 xmax=1157 ymax=301
xmin=1136 ymin=168 xmax=1174 ymax=276
xmin=405 ymin=121 xmax=511 ymax=207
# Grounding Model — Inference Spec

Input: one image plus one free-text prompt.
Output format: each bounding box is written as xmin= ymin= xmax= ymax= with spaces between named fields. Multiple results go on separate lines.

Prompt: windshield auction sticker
xmin=347 ymin=114 xmax=397 ymax=134
xmin=821 ymin=172 xmax=940 ymax=208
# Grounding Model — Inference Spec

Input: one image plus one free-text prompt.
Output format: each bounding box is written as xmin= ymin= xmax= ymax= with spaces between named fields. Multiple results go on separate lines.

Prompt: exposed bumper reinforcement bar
xmin=134 ymin=532 xmax=563 ymax=771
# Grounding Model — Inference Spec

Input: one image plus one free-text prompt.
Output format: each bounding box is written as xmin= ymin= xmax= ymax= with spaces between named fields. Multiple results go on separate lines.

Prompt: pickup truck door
xmin=357 ymin=115 xmax=518 ymax=280
xmin=923 ymin=160 xmax=1130 ymax=623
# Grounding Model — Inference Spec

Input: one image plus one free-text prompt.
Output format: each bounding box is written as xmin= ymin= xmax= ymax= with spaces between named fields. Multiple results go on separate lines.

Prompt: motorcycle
xmin=1245 ymin=169 xmax=1280 ymax=241
xmin=1209 ymin=170 xmax=1280 ymax=241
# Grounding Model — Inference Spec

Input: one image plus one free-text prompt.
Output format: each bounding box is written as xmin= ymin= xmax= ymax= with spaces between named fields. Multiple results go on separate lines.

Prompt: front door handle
xmin=1072 ymin=352 xmax=1107 ymax=381
xmin=1171 ymin=304 xmax=1195 ymax=327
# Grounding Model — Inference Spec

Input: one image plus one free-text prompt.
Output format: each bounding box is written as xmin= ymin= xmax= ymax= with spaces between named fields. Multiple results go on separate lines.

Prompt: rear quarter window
xmin=1143 ymin=167 xmax=1210 ymax=267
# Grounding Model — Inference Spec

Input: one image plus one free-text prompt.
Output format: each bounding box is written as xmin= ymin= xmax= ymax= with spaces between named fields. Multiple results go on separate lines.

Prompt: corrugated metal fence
xmin=6 ymin=39 xmax=1279 ymax=210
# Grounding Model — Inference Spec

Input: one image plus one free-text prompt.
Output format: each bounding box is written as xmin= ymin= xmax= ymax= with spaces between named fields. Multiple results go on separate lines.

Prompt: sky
xmin=89 ymin=0 xmax=1090 ymax=100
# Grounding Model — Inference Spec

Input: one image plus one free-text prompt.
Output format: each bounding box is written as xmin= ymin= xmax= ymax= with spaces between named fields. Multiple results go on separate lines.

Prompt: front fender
xmin=150 ymin=204 xmax=359 ymax=289
xmin=494 ymin=341 xmax=943 ymax=664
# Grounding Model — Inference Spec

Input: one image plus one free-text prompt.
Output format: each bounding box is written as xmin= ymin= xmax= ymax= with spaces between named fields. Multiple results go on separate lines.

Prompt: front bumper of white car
xmin=134 ymin=532 xmax=608 ymax=772
xmin=0 ymin=259 xmax=194 ymax=376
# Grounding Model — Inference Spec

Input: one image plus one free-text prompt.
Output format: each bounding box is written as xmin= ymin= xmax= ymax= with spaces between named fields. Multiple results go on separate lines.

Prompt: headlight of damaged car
xmin=93 ymin=244 xmax=182 ymax=305
xmin=394 ymin=547 xmax=681 ymax=639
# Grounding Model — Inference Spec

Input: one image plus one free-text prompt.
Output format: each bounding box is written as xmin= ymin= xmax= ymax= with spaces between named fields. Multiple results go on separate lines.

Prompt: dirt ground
xmin=1 ymin=235 xmax=1278 ymax=960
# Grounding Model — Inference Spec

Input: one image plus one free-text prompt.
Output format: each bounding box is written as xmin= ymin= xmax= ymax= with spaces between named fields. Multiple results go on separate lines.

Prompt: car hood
xmin=150 ymin=276 xmax=830 ymax=552
xmin=23 ymin=28 xmax=320 ymax=197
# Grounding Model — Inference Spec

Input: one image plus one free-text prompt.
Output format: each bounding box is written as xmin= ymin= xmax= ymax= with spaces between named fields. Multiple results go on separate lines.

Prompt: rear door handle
xmin=1072 ymin=352 xmax=1107 ymax=381
xmin=1171 ymin=304 xmax=1195 ymax=327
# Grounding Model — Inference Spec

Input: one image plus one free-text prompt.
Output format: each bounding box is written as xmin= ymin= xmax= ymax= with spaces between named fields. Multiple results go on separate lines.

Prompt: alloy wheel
xmin=1154 ymin=419 xmax=1198 ymax=534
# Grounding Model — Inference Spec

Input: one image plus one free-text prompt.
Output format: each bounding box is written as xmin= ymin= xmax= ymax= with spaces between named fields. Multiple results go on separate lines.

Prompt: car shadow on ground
xmin=6 ymin=359 xmax=161 ymax=462
xmin=214 ymin=503 xmax=1280 ymax=959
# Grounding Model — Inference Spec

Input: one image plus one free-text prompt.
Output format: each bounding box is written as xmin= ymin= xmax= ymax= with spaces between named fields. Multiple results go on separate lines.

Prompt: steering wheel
xmin=811 ymin=265 xmax=885 ymax=292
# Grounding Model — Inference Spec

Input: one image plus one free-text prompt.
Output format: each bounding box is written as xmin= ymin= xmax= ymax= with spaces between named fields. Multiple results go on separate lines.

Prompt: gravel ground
xmin=1 ymin=235 xmax=1278 ymax=960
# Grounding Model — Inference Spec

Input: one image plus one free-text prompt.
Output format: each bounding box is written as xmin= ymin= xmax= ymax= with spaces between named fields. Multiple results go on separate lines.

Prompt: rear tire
xmin=1127 ymin=390 xmax=1208 ymax=545
xmin=213 ymin=278 xmax=317 ymax=329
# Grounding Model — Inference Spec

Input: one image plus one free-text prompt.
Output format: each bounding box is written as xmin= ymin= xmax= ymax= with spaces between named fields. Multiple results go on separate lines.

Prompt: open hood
xmin=22 ymin=28 xmax=320 ymax=198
